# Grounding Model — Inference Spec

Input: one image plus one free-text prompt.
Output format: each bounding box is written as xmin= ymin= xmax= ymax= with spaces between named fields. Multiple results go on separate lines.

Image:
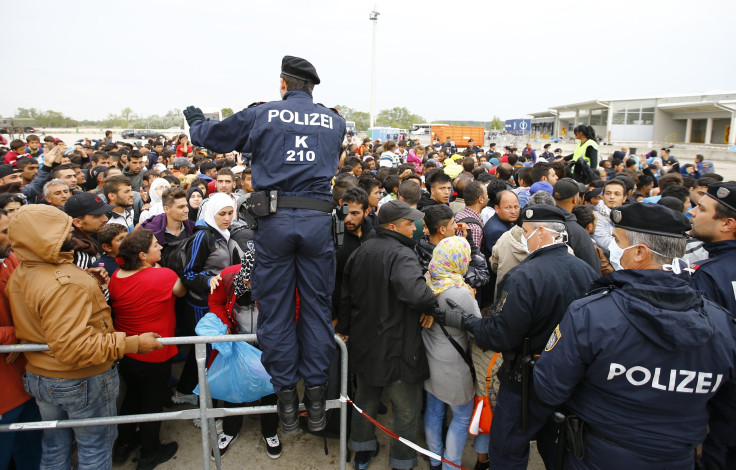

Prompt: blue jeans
xmin=23 ymin=365 xmax=120 ymax=470
xmin=0 ymin=399 xmax=42 ymax=469
xmin=424 ymin=392 xmax=473 ymax=469
xmin=473 ymin=432 xmax=490 ymax=454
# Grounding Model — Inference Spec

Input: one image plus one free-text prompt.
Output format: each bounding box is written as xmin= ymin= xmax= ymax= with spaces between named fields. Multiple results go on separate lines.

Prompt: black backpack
xmin=160 ymin=233 xmax=197 ymax=276
xmin=457 ymin=217 xmax=490 ymax=259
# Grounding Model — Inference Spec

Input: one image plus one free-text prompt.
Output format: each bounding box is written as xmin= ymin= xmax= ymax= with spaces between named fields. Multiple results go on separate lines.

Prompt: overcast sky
xmin=2 ymin=0 xmax=734 ymax=123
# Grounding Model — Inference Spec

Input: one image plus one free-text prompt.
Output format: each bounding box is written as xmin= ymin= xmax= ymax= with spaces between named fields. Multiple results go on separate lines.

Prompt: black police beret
xmin=520 ymin=204 xmax=566 ymax=224
xmin=705 ymin=182 xmax=736 ymax=213
xmin=610 ymin=202 xmax=690 ymax=238
xmin=281 ymin=55 xmax=320 ymax=84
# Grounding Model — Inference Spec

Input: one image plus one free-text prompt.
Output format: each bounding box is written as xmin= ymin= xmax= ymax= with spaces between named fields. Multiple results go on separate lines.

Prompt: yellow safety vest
xmin=572 ymin=139 xmax=599 ymax=167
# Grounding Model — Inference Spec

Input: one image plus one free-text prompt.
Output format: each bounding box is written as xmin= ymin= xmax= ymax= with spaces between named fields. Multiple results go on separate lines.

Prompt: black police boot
xmin=276 ymin=387 xmax=300 ymax=434
xmin=303 ymin=384 xmax=327 ymax=432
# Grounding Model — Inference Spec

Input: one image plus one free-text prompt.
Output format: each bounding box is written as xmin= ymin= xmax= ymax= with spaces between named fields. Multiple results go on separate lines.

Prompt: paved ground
xmin=113 ymin=358 xmax=547 ymax=470
xmin=117 ymin=392 xmax=545 ymax=470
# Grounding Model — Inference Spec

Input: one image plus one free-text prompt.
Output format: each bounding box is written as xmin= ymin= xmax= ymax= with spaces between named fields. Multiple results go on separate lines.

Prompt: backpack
xmin=160 ymin=233 xmax=197 ymax=276
xmin=457 ymin=217 xmax=490 ymax=259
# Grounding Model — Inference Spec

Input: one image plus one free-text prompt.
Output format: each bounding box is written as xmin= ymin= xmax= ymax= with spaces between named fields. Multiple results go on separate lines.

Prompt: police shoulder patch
xmin=545 ymin=325 xmax=562 ymax=352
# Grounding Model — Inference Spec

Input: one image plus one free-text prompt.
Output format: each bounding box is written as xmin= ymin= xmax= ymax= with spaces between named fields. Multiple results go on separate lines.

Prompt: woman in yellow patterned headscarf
xmin=425 ymin=236 xmax=472 ymax=296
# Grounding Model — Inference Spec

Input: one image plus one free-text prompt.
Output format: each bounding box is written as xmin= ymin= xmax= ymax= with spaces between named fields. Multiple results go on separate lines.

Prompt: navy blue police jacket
xmin=691 ymin=239 xmax=736 ymax=315
xmin=534 ymin=269 xmax=736 ymax=460
xmin=464 ymin=243 xmax=599 ymax=391
xmin=189 ymin=90 xmax=346 ymax=202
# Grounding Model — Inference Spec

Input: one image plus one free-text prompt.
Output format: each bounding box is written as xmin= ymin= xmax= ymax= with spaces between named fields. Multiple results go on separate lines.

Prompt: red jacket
xmin=4 ymin=151 xmax=21 ymax=165
xmin=0 ymin=253 xmax=31 ymax=414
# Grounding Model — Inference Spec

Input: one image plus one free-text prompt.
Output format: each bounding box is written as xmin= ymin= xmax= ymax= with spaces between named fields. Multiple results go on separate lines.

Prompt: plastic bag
xmin=194 ymin=312 xmax=230 ymax=354
xmin=193 ymin=313 xmax=274 ymax=403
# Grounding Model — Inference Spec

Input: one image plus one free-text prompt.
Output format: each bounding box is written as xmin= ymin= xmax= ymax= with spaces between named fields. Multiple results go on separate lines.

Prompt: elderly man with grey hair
xmin=42 ymin=178 xmax=71 ymax=208
xmin=534 ymin=202 xmax=736 ymax=470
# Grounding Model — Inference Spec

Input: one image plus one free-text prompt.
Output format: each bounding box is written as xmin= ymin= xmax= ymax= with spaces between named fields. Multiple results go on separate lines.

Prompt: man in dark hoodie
xmin=534 ymin=203 xmax=736 ymax=470
xmin=417 ymin=169 xmax=452 ymax=210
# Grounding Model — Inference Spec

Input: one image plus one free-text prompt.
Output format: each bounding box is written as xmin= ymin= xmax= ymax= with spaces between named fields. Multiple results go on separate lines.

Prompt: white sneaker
xmin=263 ymin=434 xmax=282 ymax=459
xmin=211 ymin=433 xmax=238 ymax=460
xmin=193 ymin=417 xmax=223 ymax=434
xmin=171 ymin=391 xmax=198 ymax=405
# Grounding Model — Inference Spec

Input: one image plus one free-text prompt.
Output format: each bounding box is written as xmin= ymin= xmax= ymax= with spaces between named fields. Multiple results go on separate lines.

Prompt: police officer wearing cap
xmin=183 ymin=56 xmax=346 ymax=434
xmin=431 ymin=205 xmax=598 ymax=470
xmin=689 ymin=182 xmax=736 ymax=469
xmin=689 ymin=182 xmax=736 ymax=314
xmin=534 ymin=203 xmax=736 ymax=470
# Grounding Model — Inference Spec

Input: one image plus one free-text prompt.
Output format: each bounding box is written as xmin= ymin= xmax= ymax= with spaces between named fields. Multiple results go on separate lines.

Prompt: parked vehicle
xmin=138 ymin=130 xmax=165 ymax=139
xmin=121 ymin=129 xmax=140 ymax=138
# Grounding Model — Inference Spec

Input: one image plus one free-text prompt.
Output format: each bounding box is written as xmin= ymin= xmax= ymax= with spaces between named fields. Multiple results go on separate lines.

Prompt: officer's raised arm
xmin=184 ymin=105 xmax=254 ymax=153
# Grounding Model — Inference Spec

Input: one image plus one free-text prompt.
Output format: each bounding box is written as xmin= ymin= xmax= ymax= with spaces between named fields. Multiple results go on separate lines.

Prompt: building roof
xmin=531 ymin=91 xmax=736 ymax=117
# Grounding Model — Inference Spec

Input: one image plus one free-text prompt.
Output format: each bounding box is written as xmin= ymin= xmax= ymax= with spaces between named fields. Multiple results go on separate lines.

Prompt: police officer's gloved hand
xmin=430 ymin=298 xmax=473 ymax=330
xmin=183 ymin=106 xmax=205 ymax=126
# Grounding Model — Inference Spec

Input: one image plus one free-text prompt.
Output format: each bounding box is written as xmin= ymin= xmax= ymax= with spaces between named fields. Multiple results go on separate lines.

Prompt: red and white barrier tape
xmin=341 ymin=395 xmax=470 ymax=470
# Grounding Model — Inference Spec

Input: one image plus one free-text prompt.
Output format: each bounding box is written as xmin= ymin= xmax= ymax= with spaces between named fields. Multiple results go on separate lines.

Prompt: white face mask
xmin=520 ymin=227 xmax=538 ymax=254
xmin=608 ymin=240 xmax=637 ymax=271
xmin=522 ymin=227 xmax=564 ymax=254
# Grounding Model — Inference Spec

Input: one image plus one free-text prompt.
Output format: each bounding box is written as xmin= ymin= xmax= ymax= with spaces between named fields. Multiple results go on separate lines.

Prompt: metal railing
xmin=0 ymin=334 xmax=349 ymax=470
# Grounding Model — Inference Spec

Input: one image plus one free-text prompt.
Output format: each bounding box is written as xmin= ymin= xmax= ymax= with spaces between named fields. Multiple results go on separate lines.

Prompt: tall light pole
xmin=369 ymin=8 xmax=379 ymax=129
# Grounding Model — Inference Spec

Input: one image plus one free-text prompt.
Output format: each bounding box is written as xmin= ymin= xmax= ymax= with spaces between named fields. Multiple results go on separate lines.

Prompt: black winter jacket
xmin=337 ymin=228 xmax=437 ymax=386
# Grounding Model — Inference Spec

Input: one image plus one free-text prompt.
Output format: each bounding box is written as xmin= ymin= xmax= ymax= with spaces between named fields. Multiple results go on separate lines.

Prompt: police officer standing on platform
xmin=184 ymin=56 xmax=346 ymax=434
xmin=534 ymin=203 xmax=736 ymax=470
xmin=431 ymin=205 xmax=598 ymax=470
xmin=688 ymin=182 xmax=736 ymax=469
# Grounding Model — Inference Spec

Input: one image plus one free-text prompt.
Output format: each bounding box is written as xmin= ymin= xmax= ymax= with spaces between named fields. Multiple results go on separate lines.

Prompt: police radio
xmin=333 ymin=203 xmax=349 ymax=249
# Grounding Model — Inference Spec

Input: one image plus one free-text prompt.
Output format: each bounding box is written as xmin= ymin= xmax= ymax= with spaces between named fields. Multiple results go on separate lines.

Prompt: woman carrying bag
xmin=423 ymin=236 xmax=482 ymax=470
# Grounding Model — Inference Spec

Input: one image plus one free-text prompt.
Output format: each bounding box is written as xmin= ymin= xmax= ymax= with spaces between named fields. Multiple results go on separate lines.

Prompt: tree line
xmin=9 ymin=106 xmax=504 ymax=132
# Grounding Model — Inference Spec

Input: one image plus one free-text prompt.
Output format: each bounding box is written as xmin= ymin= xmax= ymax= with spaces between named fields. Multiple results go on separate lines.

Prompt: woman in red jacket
xmin=108 ymin=229 xmax=186 ymax=468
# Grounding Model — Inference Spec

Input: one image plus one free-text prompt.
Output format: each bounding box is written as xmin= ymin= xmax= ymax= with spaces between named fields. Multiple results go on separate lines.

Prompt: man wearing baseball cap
xmin=535 ymin=202 xmax=736 ymax=470
xmin=64 ymin=192 xmax=114 ymax=269
xmin=337 ymin=200 xmax=437 ymax=470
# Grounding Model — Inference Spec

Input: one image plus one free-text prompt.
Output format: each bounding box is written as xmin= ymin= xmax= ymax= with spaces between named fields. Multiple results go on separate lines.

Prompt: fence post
xmin=337 ymin=336 xmax=348 ymax=470
xmin=194 ymin=342 xmax=221 ymax=470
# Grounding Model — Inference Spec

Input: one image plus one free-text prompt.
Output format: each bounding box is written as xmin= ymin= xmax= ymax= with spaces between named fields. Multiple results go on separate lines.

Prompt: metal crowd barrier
xmin=0 ymin=334 xmax=349 ymax=470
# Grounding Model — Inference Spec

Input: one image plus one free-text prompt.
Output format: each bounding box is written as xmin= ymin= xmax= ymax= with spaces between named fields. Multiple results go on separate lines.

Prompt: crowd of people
xmin=1 ymin=107 xmax=735 ymax=469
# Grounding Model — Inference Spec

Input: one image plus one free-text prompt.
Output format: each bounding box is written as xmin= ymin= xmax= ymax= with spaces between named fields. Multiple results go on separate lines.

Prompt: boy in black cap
xmin=534 ymin=202 xmax=736 ymax=470
xmin=64 ymin=192 xmax=114 ymax=270
xmin=184 ymin=55 xmax=345 ymax=435
xmin=431 ymin=204 xmax=598 ymax=470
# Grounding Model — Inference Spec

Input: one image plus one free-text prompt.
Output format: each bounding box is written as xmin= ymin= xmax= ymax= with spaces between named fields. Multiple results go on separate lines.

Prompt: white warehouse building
xmin=529 ymin=92 xmax=736 ymax=146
